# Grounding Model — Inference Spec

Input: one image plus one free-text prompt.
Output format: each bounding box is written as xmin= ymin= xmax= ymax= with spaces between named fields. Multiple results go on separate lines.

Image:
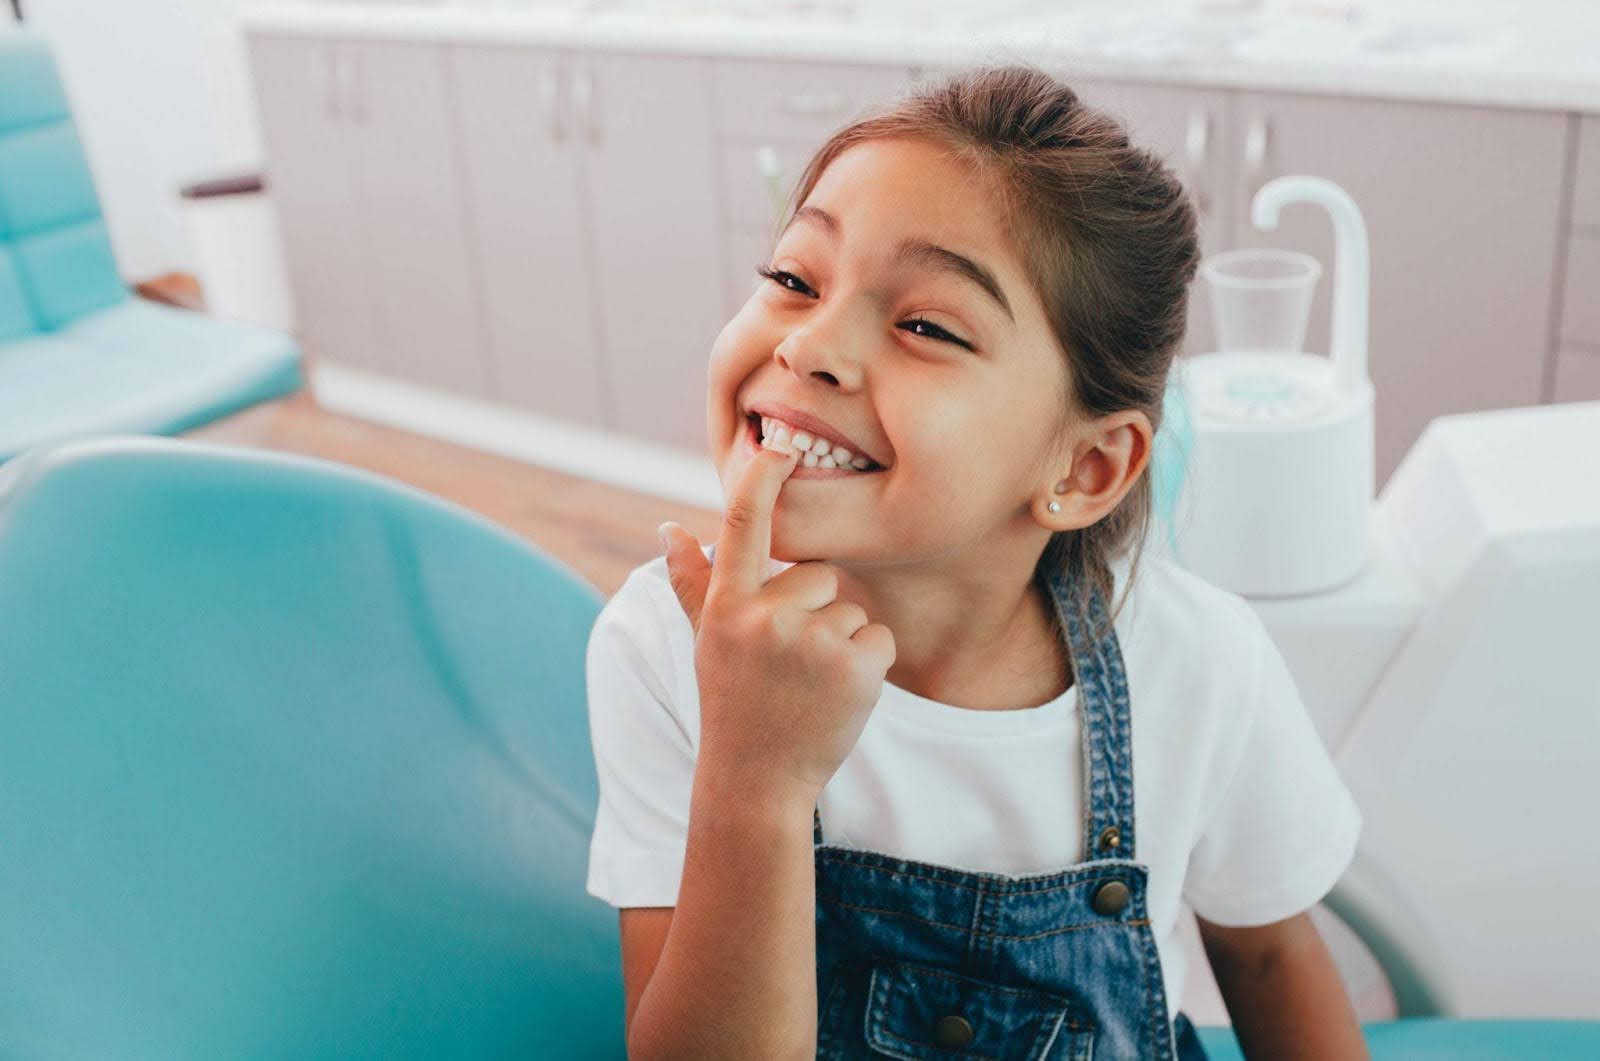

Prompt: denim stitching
xmin=873 ymin=960 xmax=1095 ymax=1031
xmin=817 ymin=849 xmax=1151 ymax=894
xmin=818 ymin=897 xmax=1154 ymax=944
xmin=968 ymin=872 xmax=992 ymax=972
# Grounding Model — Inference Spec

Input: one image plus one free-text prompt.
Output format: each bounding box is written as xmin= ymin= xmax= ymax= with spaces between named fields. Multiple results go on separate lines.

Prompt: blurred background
xmin=1 ymin=1 xmax=1597 ymax=1055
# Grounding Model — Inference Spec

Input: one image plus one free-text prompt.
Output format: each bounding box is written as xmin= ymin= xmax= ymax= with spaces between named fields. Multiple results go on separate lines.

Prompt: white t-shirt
xmin=584 ymin=544 xmax=1362 ymax=1022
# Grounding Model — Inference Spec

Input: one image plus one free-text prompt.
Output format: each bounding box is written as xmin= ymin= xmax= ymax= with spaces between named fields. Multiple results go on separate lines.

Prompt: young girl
xmin=584 ymin=65 xmax=1367 ymax=1059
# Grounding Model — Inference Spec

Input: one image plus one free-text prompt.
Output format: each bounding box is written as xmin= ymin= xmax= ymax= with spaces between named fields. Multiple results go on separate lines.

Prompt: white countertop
xmin=242 ymin=1 xmax=1600 ymax=114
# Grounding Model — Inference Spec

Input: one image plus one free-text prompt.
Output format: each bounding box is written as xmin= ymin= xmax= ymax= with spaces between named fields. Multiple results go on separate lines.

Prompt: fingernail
xmin=657 ymin=522 xmax=673 ymax=550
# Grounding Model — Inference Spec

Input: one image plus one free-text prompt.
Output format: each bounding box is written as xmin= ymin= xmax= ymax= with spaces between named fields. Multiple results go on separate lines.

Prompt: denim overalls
xmin=811 ymin=563 xmax=1209 ymax=1060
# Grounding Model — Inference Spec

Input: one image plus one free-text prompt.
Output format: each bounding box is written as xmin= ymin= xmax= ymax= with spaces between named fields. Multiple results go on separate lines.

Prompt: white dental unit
xmin=1163 ymin=176 xmax=1600 ymax=1021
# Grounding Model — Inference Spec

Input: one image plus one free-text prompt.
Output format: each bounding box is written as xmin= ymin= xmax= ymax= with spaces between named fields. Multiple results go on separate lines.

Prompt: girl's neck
xmin=832 ymin=554 xmax=1072 ymax=712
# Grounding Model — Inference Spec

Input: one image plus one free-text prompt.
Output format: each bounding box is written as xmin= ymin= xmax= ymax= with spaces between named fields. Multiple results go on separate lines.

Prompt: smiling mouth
xmin=745 ymin=413 xmax=886 ymax=475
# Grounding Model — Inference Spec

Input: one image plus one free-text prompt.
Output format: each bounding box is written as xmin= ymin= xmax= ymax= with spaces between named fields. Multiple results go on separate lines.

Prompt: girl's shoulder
xmin=1114 ymin=552 xmax=1277 ymax=717
xmin=1117 ymin=551 xmax=1263 ymax=661
xmin=588 ymin=548 xmax=704 ymax=697
xmin=594 ymin=548 xmax=698 ymax=643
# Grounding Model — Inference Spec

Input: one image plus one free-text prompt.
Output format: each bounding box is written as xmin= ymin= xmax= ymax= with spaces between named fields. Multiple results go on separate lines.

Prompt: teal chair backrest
xmin=0 ymin=28 xmax=126 ymax=341
xmin=0 ymin=437 xmax=624 ymax=1058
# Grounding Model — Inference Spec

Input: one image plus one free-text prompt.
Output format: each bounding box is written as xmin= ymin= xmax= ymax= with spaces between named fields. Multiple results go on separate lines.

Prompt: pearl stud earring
xmin=1047 ymin=501 xmax=1061 ymax=514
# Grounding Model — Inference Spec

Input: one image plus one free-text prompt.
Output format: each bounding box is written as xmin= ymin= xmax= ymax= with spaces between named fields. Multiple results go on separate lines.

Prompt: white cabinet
xmin=450 ymin=47 xmax=731 ymax=447
xmin=249 ymin=35 xmax=493 ymax=399
xmin=251 ymin=28 xmax=1581 ymax=487
xmin=1553 ymin=114 xmax=1600 ymax=402
xmin=348 ymin=40 xmax=492 ymax=398
xmin=249 ymin=36 xmax=383 ymax=374
xmin=578 ymin=52 xmax=725 ymax=454
xmin=446 ymin=45 xmax=609 ymax=429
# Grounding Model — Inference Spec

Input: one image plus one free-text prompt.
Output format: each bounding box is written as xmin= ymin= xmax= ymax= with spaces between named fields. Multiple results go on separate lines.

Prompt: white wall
xmin=22 ymin=0 xmax=266 ymax=279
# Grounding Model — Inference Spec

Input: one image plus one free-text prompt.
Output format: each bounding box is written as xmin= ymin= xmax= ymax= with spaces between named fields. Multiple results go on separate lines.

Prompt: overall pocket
xmin=859 ymin=959 xmax=1094 ymax=1061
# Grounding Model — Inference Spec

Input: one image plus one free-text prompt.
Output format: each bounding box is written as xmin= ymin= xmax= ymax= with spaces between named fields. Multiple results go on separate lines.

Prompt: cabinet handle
xmin=755 ymin=145 xmax=786 ymax=228
xmin=540 ymin=65 xmax=565 ymax=143
xmin=572 ymin=65 xmax=599 ymax=146
xmin=1243 ymin=112 xmax=1271 ymax=203
xmin=777 ymin=91 xmax=846 ymax=116
xmin=1183 ymin=108 xmax=1211 ymax=216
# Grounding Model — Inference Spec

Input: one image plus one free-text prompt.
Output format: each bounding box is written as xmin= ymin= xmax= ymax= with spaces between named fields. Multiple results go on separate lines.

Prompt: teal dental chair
xmin=0 ymin=28 xmax=302 ymax=465
xmin=0 ymin=436 xmax=622 ymax=1057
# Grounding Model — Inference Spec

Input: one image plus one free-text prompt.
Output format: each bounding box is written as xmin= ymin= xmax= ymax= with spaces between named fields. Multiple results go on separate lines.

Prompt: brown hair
xmin=780 ymin=63 xmax=1200 ymax=641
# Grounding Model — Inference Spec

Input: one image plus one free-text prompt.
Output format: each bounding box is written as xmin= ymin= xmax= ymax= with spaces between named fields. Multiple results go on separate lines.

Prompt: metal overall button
xmin=932 ymin=1014 xmax=974 ymax=1050
xmin=863 ymin=960 xmax=1090 ymax=1058
xmin=1092 ymin=880 xmax=1130 ymax=916
xmin=1096 ymin=825 xmax=1121 ymax=852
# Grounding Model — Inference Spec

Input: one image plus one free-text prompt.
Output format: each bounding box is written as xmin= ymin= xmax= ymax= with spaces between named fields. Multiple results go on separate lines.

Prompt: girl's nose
xmin=773 ymin=308 xmax=867 ymax=391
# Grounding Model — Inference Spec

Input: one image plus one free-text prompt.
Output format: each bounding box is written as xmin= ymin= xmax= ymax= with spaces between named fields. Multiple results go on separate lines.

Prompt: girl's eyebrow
xmin=782 ymin=204 xmax=1015 ymax=323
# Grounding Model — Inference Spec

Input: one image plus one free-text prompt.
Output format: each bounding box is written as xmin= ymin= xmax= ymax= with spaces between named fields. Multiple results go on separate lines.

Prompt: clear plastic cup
xmin=1199 ymin=248 xmax=1322 ymax=354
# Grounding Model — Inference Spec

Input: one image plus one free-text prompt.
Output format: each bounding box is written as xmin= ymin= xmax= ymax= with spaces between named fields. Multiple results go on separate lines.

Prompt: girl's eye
xmin=899 ymin=317 xmax=974 ymax=351
xmin=755 ymin=265 xmax=975 ymax=352
xmin=755 ymin=265 xmax=814 ymax=297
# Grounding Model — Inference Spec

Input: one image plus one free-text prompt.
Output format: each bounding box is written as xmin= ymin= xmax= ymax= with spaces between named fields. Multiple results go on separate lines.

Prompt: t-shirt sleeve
xmin=584 ymin=573 xmax=696 ymax=909
xmin=1181 ymin=606 xmax=1363 ymax=927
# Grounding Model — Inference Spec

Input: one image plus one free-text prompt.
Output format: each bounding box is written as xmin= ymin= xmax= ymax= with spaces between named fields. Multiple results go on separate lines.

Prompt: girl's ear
xmin=1052 ymin=412 xmax=1154 ymax=525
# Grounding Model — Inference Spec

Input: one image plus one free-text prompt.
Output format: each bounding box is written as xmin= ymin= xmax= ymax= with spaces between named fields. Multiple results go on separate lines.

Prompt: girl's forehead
xmin=811 ymin=139 xmax=1010 ymax=241
xmin=798 ymin=141 xmax=1032 ymax=320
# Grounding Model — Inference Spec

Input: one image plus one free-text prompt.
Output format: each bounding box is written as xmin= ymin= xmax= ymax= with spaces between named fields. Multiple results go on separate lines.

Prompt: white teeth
xmin=756 ymin=413 xmax=878 ymax=473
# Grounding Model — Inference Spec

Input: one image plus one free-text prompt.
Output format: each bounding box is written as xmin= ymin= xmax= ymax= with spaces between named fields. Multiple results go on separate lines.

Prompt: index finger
xmin=712 ymin=443 xmax=801 ymax=596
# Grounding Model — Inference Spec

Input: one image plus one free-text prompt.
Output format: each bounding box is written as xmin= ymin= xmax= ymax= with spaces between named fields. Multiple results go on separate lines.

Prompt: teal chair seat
xmin=0 ymin=299 xmax=301 ymax=461
xmin=1197 ymin=1018 xmax=1600 ymax=1058
xmin=0 ymin=28 xmax=301 ymax=464
xmin=0 ymin=436 xmax=622 ymax=1058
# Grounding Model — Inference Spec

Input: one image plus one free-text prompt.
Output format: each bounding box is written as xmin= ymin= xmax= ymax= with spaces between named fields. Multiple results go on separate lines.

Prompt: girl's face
xmin=706 ymin=137 xmax=1078 ymax=566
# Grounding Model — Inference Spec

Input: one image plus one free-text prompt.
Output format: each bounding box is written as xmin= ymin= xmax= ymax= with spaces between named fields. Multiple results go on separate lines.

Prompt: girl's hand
xmin=659 ymin=445 xmax=896 ymax=805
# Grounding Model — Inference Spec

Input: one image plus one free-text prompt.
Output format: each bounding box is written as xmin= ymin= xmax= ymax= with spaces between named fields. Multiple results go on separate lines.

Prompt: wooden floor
xmin=185 ymin=380 xmax=722 ymax=598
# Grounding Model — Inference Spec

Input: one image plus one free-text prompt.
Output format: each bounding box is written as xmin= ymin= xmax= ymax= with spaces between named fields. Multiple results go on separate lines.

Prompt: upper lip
xmin=744 ymin=401 xmax=884 ymax=466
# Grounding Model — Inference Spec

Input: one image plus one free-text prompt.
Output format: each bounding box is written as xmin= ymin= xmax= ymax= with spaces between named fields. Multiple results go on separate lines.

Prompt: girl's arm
xmin=621 ymin=763 xmax=818 ymax=1060
xmin=1198 ymin=911 xmax=1371 ymax=1060
xmin=620 ymin=443 xmax=891 ymax=1058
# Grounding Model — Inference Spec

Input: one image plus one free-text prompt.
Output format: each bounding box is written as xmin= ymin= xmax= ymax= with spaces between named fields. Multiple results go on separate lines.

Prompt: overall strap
xmin=1042 ymin=565 xmax=1138 ymax=862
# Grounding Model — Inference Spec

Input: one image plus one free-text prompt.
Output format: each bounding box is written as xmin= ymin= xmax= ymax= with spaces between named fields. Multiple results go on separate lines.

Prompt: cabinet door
xmin=446 ymin=45 xmax=608 ymax=429
xmin=1062 ymin=79 xmax=1235 ymax=361
xmin=345 ymin=40 xmax=493 ymax=399
xmin=1226 ymin=91 xmax=1568 ymax=488
xmin=247 ymin=35 xmax=383 ymax=373
xmin=576 ymin=52 xmax=726 ymax=454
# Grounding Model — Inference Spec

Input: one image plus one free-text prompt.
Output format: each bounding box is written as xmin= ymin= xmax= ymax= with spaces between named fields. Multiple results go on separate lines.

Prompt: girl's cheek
xmin=708 ymin=313 xmax=755 ymax=373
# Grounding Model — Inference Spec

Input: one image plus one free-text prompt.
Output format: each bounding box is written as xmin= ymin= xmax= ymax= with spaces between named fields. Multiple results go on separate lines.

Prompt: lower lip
xmin=745 ymin=418 xmax=882 ymax=480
